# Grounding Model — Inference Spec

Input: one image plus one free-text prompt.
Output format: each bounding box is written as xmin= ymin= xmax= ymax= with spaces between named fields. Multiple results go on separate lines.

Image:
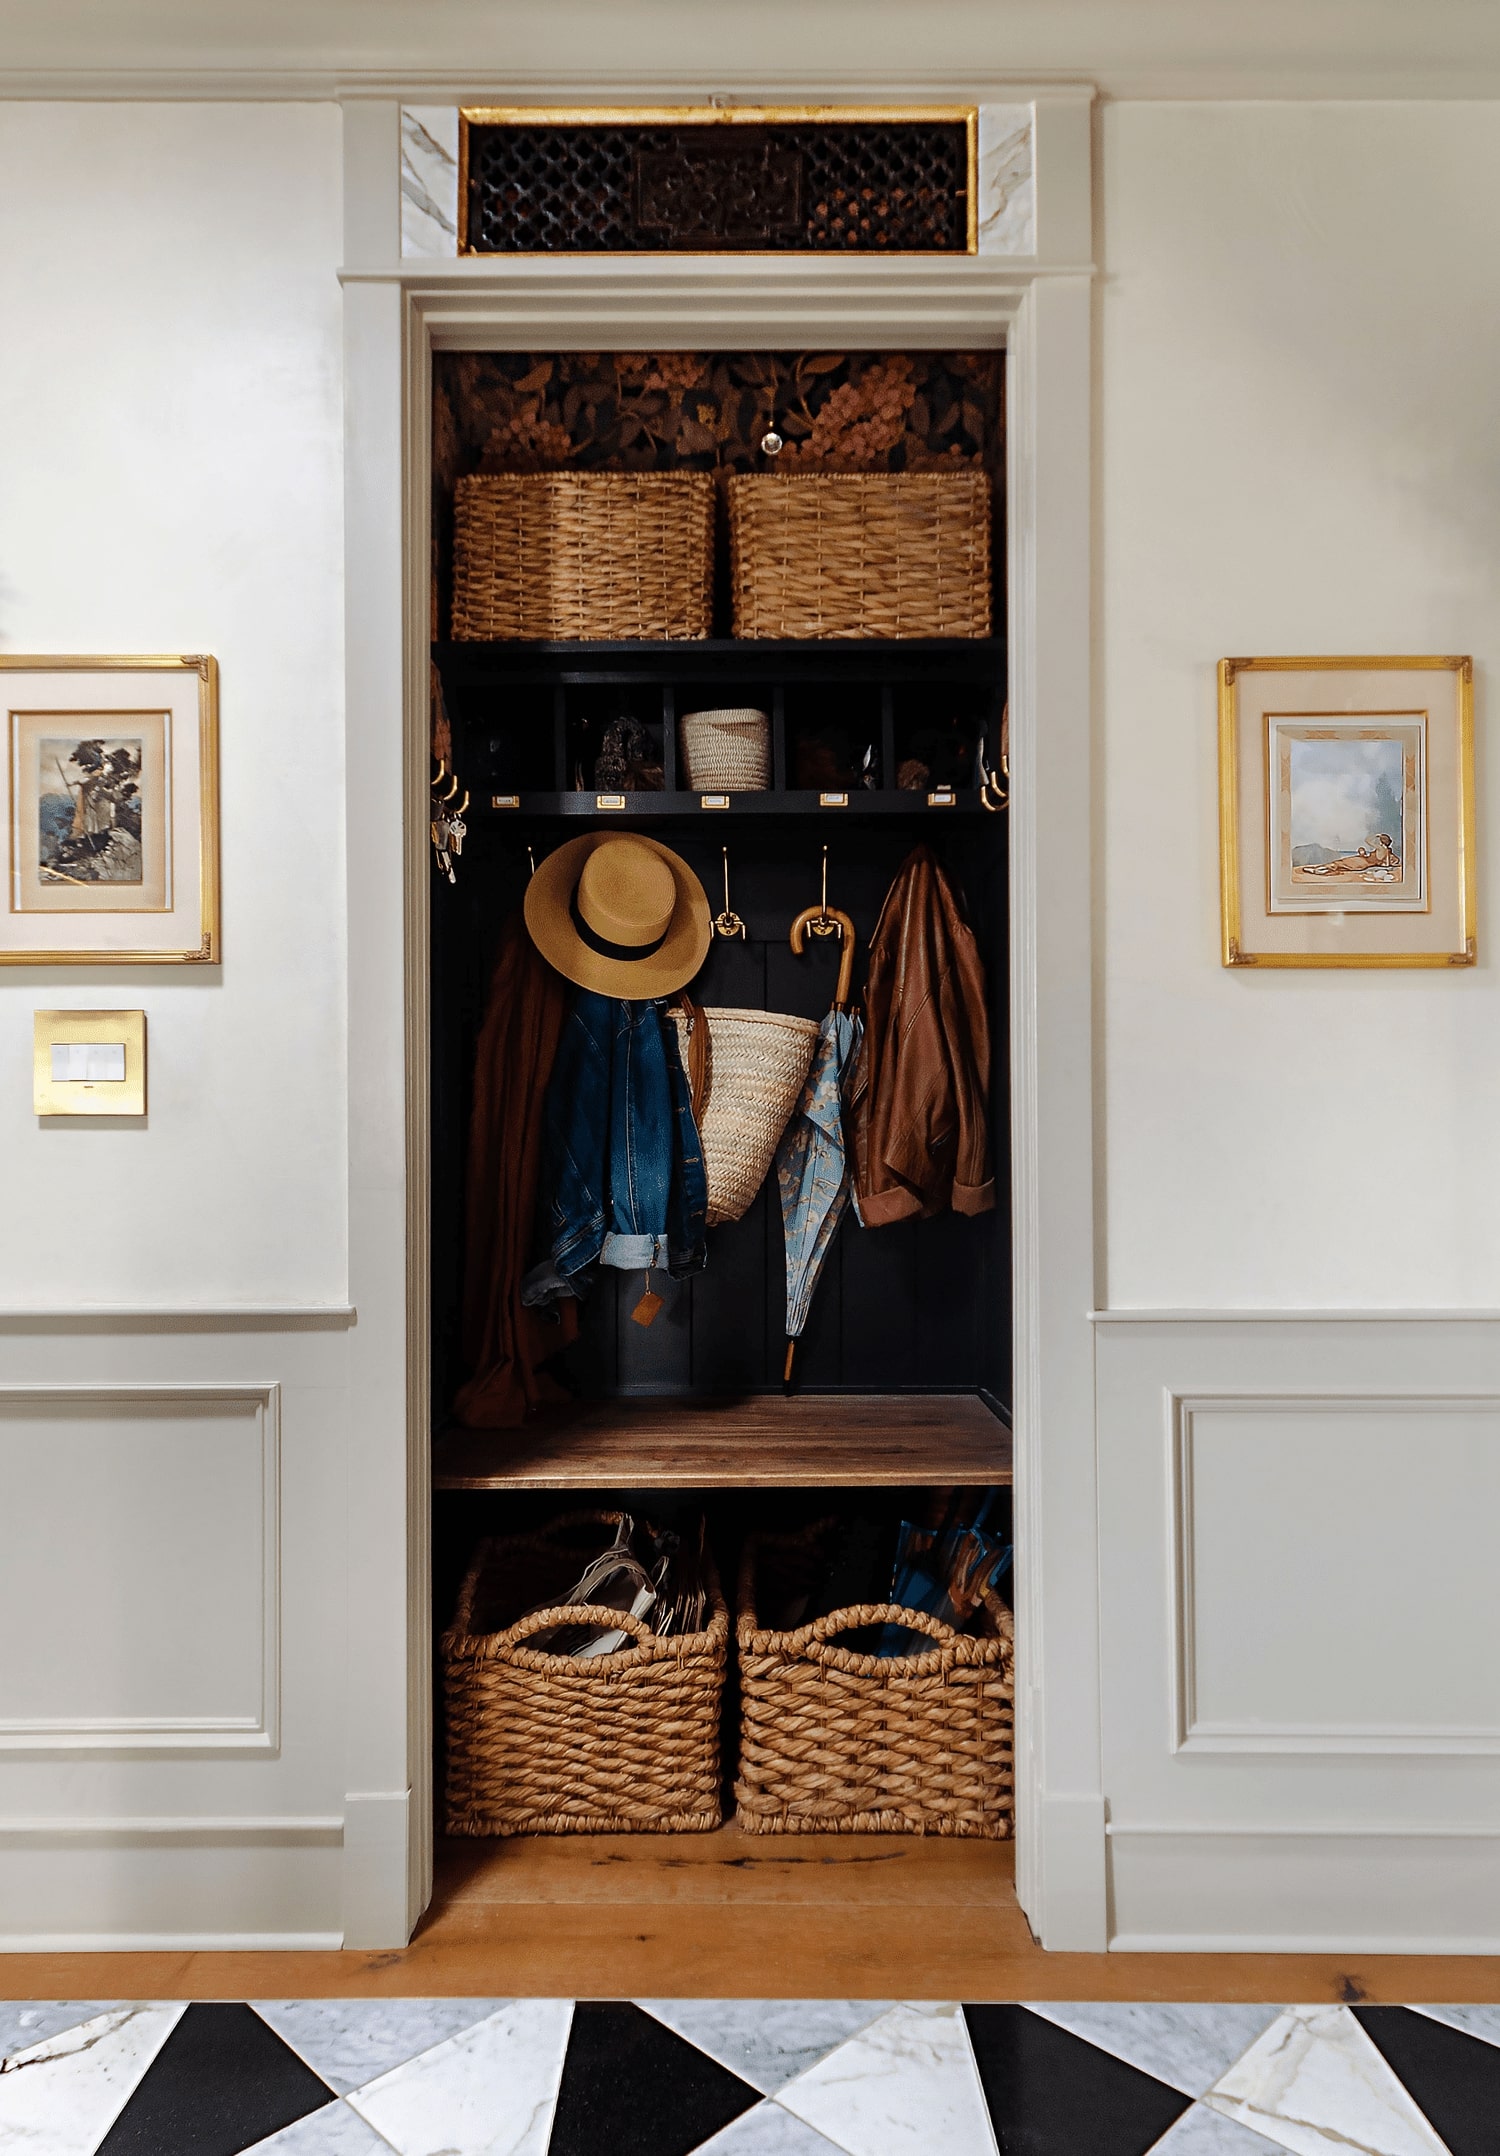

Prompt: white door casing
xmin=339 ymin=89 xmax=1104 ymax=1950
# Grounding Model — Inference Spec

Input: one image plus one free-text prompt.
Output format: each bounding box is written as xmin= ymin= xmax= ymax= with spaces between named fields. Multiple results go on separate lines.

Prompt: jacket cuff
xmin=857 ymin=1186 xmax=923 ymax=1227
xmin=953 ymin=1178 xmax=996 ymax=1216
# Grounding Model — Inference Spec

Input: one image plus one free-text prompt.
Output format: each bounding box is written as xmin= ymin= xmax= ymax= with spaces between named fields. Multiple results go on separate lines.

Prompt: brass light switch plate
xmin=34 ymin=1010 xmax=146 ymax=1115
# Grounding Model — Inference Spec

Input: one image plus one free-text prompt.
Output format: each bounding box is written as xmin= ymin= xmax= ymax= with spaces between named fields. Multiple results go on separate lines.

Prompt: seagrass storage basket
xmin=670 ymin=1003 xmax=820 ymax=1226
xmin=734 ymin=1522 xmax=1014 ymax=1837
xmin=442 ymin=1512 xmax=729 ymax=1836
xmin=451 ymin=471 xmax=715 ymax=641
xmin=727 ymin=471 xmax=992 ymax=640
xmin=680 ymin=707 xmax=772 ymax=792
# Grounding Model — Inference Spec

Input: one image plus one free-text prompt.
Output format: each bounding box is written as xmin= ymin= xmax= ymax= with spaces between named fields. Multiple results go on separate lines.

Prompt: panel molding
xmin=0 ymin=1383 xmax=280 ymax=1753
xmin=1169 ymin=1389 xmax=1500 ymax=1756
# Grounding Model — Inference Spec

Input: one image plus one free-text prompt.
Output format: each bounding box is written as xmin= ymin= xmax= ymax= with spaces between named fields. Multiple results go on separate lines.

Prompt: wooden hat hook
xmin=789 ymin=844 xmax=857 ymax=1009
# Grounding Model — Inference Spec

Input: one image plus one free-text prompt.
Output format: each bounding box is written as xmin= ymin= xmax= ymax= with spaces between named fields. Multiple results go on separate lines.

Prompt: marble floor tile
xmin=690 ymin=2101 xmax=851 ymax=2154
xmin=1352 ymin=2004 xmax=1500 ymax=2154
xmin=0 ymin=2004 xmax=119 ymax=2066
xmin=1203 ymin=2006 xmax=1447 ymax=2156
xmin=1147 ymin=2102 xmax=1290 ymax=2153
xmin=637 ymin=2001 xmax=892 ymax=2096
xmin=1409 ymin=2002 xmax=1500 ymax=2049
xmin=255 ymin=1999 xmax=504 ymax=2094
xmin=0 ymin=2003 xmax=184 ymax=2155
xmin=97 ymin=2000 xmax=337 ymax=2155
xmin=241 ymin=2098 xmax=398 ymax=2154
xmin=1025 ymin=2004 xmax=1283 ymax=2098
xmin=346 ymin=1999 xmax=573 ymax=2156
xmin=550 ymin=2002 xmax=760 ymax=2156
xmin=965 ymin=2004 xmax=1189 ymax=2156
xmin=777 ymin=2002 xmax=997 ymax=2156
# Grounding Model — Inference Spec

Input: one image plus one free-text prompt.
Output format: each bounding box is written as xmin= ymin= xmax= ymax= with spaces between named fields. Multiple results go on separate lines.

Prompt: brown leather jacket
xmin=850 ymin=845 xmax=995 ymax=1226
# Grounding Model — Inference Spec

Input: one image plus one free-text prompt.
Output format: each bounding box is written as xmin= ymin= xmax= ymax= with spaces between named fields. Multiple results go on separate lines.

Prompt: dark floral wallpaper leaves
xmin=431 ymin=348 xmax=1004 ymax=632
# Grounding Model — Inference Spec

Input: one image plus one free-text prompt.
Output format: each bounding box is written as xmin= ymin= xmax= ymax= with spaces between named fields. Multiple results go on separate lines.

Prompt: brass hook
xmin=526 ymin=845 xmax=537 ymax=880
xmin=714 ymin=845 xmax=746 ymax=939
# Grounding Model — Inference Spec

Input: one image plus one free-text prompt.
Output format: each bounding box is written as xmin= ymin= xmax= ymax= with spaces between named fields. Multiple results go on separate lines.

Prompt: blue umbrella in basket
xmin=777 ymin=905 xmax=863 ymax=1394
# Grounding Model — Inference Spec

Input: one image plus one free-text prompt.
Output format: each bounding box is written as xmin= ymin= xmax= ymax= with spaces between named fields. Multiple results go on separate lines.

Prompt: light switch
xmin=50 ymin=1042 xmax=127 ymax=1083
xmin=34 ymin=1011 xmax=146 ymax=1116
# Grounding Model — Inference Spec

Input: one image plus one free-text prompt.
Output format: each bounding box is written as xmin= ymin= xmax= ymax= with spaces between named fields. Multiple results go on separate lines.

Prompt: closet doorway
xmin=422 ymin=343 xmax=1019 ymax=1970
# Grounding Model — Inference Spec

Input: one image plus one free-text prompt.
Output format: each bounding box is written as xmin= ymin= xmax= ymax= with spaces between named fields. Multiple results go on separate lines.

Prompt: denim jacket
xmin=521 ymin=991 xmax=707 ymax=1307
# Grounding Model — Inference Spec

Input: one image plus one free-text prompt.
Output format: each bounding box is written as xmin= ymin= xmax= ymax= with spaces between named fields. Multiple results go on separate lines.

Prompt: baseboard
xmin=1108 ymin=1825 xmax=1500 ymax=1952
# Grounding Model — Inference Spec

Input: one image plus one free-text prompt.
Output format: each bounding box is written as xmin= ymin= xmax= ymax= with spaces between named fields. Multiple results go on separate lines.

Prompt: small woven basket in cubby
xmin=734 ymin=1522 xmax=1014 ymax=1837
xmin=727 ymin=471 xmax=992 ymax=640
xmin=450 ymin=471 xmax=715 ymax=641
xmin=442 ymin=1511 xmax=728 ymax=1836
xmin=679 ymin=707 xmax=772 ymax=791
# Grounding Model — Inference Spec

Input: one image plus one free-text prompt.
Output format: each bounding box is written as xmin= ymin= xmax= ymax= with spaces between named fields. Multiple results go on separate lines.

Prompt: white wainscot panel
xmin=1173 ymin=1394 xmax=1500 ymax=1753
xmin=0 ymin=1386 xmax=278 ymax=1752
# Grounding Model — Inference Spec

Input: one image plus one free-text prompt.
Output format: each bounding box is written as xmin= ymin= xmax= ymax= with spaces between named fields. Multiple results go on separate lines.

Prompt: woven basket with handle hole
xmin=442 ymin=1510 xmax=728 ymax=1836
xmin=727 ymin=470 xmax=992 ymax=640
xmin=451 ymin=471 xmax=715 ymax=641
xmin=734 ymin=1521 xmax=1014 ymax=1837
xmin=670 ymin=1003 xmax=820 ymax=1227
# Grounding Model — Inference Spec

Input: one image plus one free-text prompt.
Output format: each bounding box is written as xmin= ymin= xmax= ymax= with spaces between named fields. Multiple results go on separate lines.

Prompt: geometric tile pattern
xmin=0 ymin=1997 xmax=1485 ymax=2155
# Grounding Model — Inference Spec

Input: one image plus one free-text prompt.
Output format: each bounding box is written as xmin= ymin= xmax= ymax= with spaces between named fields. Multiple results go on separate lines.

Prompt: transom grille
xmin=462 ymin=114 xmax=974 ymax=254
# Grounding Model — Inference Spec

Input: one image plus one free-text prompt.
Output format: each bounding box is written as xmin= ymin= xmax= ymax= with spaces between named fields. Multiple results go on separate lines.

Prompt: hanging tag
xmin=630 ymin=1280 xmax=665 ymax=1328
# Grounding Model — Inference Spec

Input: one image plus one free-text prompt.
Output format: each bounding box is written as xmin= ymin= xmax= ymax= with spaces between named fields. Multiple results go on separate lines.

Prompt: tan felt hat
xmin=524 ymin=832 xmax=712 ymax=1000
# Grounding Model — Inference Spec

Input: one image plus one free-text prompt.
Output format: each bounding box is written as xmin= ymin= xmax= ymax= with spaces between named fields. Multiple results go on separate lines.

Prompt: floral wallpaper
xmin=431 ymin=348 xmax=1004 ymax=636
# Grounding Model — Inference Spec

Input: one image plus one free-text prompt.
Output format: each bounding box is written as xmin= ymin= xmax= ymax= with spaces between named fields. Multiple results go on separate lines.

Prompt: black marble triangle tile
xmin=1353 ymin=2005 xmax=1500 ymax=2155
xmin=963 ymin=2004 xmax=1191 ymax=2156
xmin=95 ymin=2003 xmax=336 ymax=2156
xmin=548 ymin=2001 xmax=760 ymax=2156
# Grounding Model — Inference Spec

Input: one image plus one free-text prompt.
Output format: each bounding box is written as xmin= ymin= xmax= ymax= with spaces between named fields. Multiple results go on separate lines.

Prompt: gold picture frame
xmin=458 ymin=106 xmax=980 ymax=256
xmin=2 ymin=655 xmax=220 ymax=965
xmin=1218 ymin=654 xmax=1475 ymax=969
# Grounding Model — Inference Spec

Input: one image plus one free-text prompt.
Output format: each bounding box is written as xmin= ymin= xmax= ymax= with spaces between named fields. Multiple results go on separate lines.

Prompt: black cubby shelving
xmin=432 ymin=637 xmax=1006 ymax=818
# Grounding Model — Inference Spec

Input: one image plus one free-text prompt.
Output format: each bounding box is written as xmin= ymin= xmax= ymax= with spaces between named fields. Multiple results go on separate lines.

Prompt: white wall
xmin=1099 ymin=101 xmax=1500 ymax=1309
xmin=0 ymin=102 xmax=346 ymax=1306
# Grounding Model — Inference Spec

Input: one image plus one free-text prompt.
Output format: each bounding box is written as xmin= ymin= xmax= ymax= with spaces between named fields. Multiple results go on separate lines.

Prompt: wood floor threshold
xmin=7 ymin=1833 xmax=1500 ymax=2001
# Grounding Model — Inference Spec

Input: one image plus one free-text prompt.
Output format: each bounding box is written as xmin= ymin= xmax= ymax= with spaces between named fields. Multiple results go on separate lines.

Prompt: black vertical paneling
xmin=435 ymin=808 xmax=1008 ymax=1405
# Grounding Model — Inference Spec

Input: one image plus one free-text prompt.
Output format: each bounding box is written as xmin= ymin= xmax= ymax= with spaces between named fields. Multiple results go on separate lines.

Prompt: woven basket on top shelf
xmin=734 ymin=1521 xmax=1014 ymax=1837
xmin=442 ymin=1511 xmax=728 ymax=1836
xmin=680 ymin=707 xmax=772 ymax=792
xmin=670 ymin=1003 xmax=820 ymax=1227
xmin=727 ymin=470 xmax=992 ymax=640
xmin=450 ymin=471 xmax=715 ymax=641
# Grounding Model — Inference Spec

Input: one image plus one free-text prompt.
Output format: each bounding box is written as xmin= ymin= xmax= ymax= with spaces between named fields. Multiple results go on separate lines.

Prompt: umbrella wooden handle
xmin=789 ymin=905 xmax=858 ymax=1009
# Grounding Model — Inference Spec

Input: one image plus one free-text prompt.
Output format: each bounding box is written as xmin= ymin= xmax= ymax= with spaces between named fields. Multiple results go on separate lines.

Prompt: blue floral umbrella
xmin=776 ymin=1001 xmax=864 ymax=1392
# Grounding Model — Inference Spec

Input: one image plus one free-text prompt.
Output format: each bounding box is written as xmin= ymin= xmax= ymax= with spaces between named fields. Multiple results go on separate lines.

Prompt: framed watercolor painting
xmin=1218 ymin=655 xmax=1474 ymax=969
xmin=2 ymin=655 xmax=219 ymax=964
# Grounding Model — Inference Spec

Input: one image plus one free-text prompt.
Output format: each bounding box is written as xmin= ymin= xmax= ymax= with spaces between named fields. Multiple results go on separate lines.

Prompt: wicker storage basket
xmin=451 ymin=472 xmax=715 ymax=641
xmin=728 ymin=471 xmax=992 ymax=640
xmin=680 ymin=707 xmax=772 ymax=792
xmin=734 ymin=1523 xmax=1014 ymax=1837
xmin=442 ymin=1512 xmax=728 ymax=1836
xmin=670 ymin=1004 xmax=820 ymax=1226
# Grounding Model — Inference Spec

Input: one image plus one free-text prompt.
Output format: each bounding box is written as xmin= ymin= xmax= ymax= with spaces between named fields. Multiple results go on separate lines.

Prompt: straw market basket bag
xmin=735 ymin=1523 xmax=1014 ymax=1837
xmin=442 ymin=1511 xmax=728 ymax=1835
xmin=451 ymin=471 xmax=715 ymax=641
xmin=728 ymin=471 xmax=992 ymax=640
xmin=670 ymin=1001 xmax=820 ymax=1226
xmin=680 ymin=707 xmax=772 ymax=792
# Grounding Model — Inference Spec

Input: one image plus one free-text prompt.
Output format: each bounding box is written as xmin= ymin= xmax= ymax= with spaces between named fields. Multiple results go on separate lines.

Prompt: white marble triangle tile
xmin=240 ymin=2099 xmax=397 ymax=2154
xmin=776 ymin=2002 xmax=997 ymax=2156
xmin=1025 ymin=2004 xmax=1284 ymax=2098
xmin=254 ymin=1999 xmax=505 ymax=2094
xmin=637 ymin=2000 xmax=894 ymax=2096
xmin=1203 ymin=2006 xmax=1447 ymax=2156
xmin=346 ymin=1999 xmax=573 ymax=2156
xmin=0 ymin=2002 xmax=184 ymax=2155
xmin=690 ymin=2099 xmax=853 ymax=2154
xmin=1410 ymin=2003 xmax=1500 ymax=2049
xmin=0 ymin=2005 xmax=120 ymax=2067
xmin=1147 ymin=2101 xmax=1291 ymax=2153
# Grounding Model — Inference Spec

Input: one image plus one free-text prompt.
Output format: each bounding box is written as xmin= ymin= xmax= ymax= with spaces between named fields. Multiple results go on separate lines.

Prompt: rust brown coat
xmin=454 ymin=914 xmax=579 ymax=1427
xmin=850 ymin=845 xmax=995 ymax=1227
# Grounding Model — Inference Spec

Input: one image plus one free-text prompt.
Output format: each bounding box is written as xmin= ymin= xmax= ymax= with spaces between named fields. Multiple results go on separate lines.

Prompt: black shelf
xmin=434 ymin=637 xmax=1006 ymax=819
